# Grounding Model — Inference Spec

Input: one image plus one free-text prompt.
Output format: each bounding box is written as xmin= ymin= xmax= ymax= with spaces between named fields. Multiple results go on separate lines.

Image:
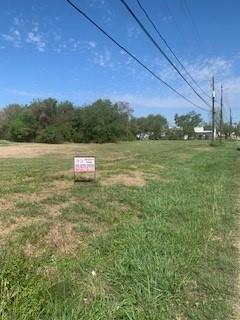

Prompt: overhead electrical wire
xmin=120 ymin=0 xmax=211 ymax=109
xmin=136 ymin=0 xmax=211 ymax=100
xmin=182 ymin=0 xmax=202 ymax=47
xmin=163 ymin=1 xmax=188 ymax=47
xmin=65 ymin=0 xmax=209 ymax=112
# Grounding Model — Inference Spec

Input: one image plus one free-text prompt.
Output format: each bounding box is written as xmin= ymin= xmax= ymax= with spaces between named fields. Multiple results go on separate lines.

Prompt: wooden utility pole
xmin=229 ymin=107 xmax=233 ymax=137
xmin=220 ymin=85 xmax=223 ymax=142
xmin=212 ymin=76 xmax=215 ymax=142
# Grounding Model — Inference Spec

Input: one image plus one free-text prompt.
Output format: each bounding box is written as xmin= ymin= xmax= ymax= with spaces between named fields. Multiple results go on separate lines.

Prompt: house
xmin=194 ymin=126 xmax=213 ymax=139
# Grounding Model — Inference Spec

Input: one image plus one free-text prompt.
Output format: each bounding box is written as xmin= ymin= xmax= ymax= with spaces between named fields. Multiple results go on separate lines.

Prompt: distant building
xmin=136 ymin=132 xmax=151 ymax=140
xmin=194 ymin=126 xmax=212 ymax=139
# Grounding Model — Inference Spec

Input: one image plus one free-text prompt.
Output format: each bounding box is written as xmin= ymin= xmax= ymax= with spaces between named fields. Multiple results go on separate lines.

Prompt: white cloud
xmin=26 ymin=31 xmax=46 ymax=52
xmin=92 ymin=48 xmax=114 ymax=68
xmin=54 ymin=38 xmax=97 ymax=53
xmin=1 ymin=16 xmax=98 ymax=55
xmin=1 ymin=28 xmax=22 ymax=48
xmin=13 ymin=17 xmax=25 ymax=27
xmin=89 ymin=41 xmax=96 ymax=48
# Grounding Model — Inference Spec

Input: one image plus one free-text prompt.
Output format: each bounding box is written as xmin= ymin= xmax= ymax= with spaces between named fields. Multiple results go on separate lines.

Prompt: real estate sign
xmin=74 ymin=156 xmax=96 ymax=182
xmin=74 ymin=156 xmax=95 ymax=173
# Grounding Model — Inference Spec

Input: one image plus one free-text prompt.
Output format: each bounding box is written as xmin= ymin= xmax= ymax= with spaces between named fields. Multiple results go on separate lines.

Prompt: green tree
xmin=72 ymin=99 xmax=133 ymax=143
xmin=174 ymin=111 xmax=202 ymax=136
xmin=36 ymin=125 xmax=63 ymax=144
xmin=7 ymin=110 xmax=37 ymax=142
xmin=30 ymin=98 xmax=58 ymax=129
xmin=133 ymin=114 xmax=168 ymax=139
xmin=146 ymin=114 xmax=168 ymax=139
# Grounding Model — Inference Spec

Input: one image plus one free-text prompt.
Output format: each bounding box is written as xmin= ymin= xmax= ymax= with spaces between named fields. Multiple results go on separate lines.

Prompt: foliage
xmin=166 ymin=127 xmax=184 ymax=140
xmin=6 ymin=109 xmax=37 ymax=142
xmin=72 ymin=99 xmax=133 ymax=143
xmin=0 ymin=99 xmax=139 ymax=143
xmin=131 ymin=114 xmax=168 ymax=139
xmin=36 ymin=125 xmax=64 ymax=144
xmin=174 ymin=111 xmax=202 ymax=136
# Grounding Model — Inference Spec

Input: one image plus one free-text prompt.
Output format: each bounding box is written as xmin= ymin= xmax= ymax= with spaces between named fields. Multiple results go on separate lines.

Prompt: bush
xmin=166 ymin=128 xmax=184 ymax=140
xmin=36 ymin=126 xmax=64 ymax=144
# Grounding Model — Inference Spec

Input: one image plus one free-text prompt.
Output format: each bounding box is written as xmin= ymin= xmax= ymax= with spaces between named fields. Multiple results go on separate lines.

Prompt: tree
xmin=166 ymin=127 xmax=184 ymax=140
xmin=146 ymin=114 xmax=168 ymax=139
xmin=30 ymin=98 xmax=58 ymax=129
xmin=36 ymin=125 xmax=63 ymax=144
xmin=7 ymin=110 xmax=37 ymax=142
xmin=132 ymin=114 xmax=168 ymax=139
xmin=174 ymin=111 xmax=202 ymax=136
xmin=72 ymin=99 xmax=133 ymax=143
xmin=235 ymin=122 xmax=240 ymax=137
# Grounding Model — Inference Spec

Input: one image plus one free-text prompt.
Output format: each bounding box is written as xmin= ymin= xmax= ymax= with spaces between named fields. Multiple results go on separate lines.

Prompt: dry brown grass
xmin=24 ymin=222 xmax=82 ymax=257
xmin=44 ymin=222 xmax=81 ymax=254
xmin=101 ymin=172 xmax=145 ymax=187
xmin=0 ymin=179 xmax=72 ymax=213
xmin=0 ymin=143 xmax=96 ymax=159
xmin=0 ymin=198 xmax=15 ymax=211
xmin=0 ymin=216 xmax=47 ymax=240
xmin=48 ymin=198 xmax=76 ymax=217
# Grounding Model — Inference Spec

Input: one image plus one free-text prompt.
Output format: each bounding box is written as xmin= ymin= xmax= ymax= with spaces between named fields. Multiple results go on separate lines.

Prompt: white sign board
xmin=74 ymin=156 xmax=96 ymax=173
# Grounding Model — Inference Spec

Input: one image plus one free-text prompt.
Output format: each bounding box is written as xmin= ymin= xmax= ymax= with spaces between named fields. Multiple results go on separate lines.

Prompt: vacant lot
xmin=0 ymin=140 xmax=239 ymax=319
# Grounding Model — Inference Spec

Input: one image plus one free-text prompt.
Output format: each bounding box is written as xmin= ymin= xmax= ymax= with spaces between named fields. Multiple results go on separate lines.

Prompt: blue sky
xmin=1 ymin=0 xmax=240 ymax=123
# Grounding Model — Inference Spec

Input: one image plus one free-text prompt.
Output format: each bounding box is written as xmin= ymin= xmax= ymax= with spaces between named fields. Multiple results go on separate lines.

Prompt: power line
xmin=163 ymin=0 xmax=188 ymax=47
xmin=136 ymin=0 xmax=210 ymax=100
xmin=65 ymin=0 xmax=209 ymax=112
xmin=182 ymin=0 xmax=202 ymax=48
xmin=120 ymin=0 xmax=211 ymax=109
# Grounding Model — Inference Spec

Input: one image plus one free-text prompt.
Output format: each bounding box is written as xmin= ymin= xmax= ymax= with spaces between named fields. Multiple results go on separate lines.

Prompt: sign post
xmin=74 ymin=156 xmax=96 ymax=182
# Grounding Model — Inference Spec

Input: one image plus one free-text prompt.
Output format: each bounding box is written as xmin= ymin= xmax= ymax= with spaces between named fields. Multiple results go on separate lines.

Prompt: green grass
xmin=0 ymin=140 xmax=239 ymax=319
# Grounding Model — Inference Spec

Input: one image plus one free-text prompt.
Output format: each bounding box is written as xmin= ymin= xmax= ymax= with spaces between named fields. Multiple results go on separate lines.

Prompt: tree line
xmin=0 ymin=98 xmax=168 ymax=143
xmin=0 ymin=98 xmax=238 ymax=143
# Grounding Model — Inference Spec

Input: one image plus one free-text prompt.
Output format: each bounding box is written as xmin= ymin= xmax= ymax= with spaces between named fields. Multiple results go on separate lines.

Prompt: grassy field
xmin=0 ymin=140 xmax=239 ymax=319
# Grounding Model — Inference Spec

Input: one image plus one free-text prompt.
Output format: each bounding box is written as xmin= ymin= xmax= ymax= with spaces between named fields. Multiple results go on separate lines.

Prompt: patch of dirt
xmin=101 ymin=172 xmax=145 ymax=187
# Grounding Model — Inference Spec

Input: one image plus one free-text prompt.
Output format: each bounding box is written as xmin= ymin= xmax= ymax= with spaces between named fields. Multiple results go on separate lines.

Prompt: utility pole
xmin=212 ymin=76 xmax=215 ymax=142
xmin=220 ymin=85 xmax=223 ymax=142
xmin=229 ymin=107 xmax=233 ymax=137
